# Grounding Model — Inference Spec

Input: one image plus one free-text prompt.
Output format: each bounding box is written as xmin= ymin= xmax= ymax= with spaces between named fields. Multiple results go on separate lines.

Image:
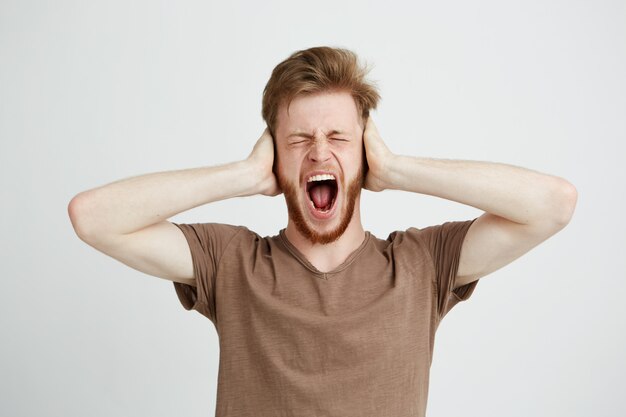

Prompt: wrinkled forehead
xmin=275 ymin=91 xmax=363 ymax=139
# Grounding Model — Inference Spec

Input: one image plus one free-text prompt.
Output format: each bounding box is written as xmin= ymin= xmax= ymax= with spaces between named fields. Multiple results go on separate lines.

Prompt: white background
xmin=1 ymin=0 xmax=624 ymax=416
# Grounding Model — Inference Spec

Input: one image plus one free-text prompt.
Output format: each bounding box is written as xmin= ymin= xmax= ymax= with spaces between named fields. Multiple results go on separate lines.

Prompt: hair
xmin=261 ymin=46 xmax=381 ymax=137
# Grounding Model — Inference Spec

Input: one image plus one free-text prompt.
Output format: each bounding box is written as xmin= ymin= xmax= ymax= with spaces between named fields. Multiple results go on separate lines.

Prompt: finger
xmin=367 ymin=116 xmax=379 ymax=134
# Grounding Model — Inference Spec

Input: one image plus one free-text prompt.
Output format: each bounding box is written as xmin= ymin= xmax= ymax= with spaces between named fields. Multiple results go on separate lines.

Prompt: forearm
xmin=69 ymin=159 xmax=259 ymax=237
xmin=384 ymin=154 xmax=577 ymax=226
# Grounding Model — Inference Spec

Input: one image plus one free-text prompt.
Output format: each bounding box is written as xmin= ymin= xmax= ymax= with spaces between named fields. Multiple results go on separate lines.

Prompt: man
xmin=68 ymin=46 xmax=577 ymax=416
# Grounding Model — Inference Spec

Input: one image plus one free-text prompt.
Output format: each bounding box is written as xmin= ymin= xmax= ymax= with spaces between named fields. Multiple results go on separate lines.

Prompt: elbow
xmin=68 ymin=192 xmax=95 ymax=240
xmin=551 ymin=179 xmax=578 ymax=229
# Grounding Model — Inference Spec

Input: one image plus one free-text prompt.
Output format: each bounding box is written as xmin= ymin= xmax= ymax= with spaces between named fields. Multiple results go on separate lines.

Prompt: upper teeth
xmin=307 ymin=174 xmax=335 ymax=182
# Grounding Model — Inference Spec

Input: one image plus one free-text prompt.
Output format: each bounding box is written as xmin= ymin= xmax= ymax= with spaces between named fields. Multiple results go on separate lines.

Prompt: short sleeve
xmin=416 ymin=218 xmax=479 ymax=322
xmin=171 ymin=222 xmax=242 ymax=324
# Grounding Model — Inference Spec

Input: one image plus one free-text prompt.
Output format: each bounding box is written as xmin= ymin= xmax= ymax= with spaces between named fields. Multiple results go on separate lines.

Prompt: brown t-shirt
xmin=172 ymin=218 xmax=479 ymax=417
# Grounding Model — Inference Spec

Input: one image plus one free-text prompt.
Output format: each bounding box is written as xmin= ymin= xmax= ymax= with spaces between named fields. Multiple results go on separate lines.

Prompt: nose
xmin=308 ymin=134 xmax=332 ymax=163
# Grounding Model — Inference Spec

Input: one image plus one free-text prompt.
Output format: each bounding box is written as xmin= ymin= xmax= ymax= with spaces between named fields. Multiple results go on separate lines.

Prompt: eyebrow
xmin=287 ymin=129 xmax=347 ymax=139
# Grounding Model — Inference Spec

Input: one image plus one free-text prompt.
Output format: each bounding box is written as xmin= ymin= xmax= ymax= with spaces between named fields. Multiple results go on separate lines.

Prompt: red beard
xmin=277 ymin=165 xmax=364 ymax=245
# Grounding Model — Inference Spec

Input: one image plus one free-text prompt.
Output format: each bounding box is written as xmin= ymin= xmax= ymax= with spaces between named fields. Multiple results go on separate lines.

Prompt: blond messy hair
xmin=261 ymin=46 xmax=381 ymax=136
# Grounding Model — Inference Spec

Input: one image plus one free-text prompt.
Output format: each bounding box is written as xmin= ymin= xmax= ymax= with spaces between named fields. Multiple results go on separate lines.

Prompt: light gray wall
xmin=1 ymin=0 xmax=624 ymax=416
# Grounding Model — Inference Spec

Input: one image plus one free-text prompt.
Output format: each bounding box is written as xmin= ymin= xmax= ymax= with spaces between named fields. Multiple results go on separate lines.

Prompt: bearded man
xmin=68 ymin=46 xmax=577 ymax=417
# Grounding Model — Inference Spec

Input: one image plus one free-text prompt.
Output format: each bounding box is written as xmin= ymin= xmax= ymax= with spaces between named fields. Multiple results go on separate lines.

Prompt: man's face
xmin=274 ymin=90 xmax=365 ymax=244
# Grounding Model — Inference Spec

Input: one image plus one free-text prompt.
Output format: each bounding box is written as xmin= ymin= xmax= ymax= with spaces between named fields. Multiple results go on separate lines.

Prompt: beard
xmin=277 ymin=164 xmax=364 ymax=245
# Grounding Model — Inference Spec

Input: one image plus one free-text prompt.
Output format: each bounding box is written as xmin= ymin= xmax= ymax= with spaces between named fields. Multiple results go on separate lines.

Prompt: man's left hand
xmin=363 ymin=116 xmax=395 ymax=192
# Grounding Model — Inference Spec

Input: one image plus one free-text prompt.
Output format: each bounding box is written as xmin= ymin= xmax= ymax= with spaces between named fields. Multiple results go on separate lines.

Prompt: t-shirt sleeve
xmin=171 ymin=222 xmax=242 ymax=324
xmin=416 ymin=217 xmax=480 ymax=322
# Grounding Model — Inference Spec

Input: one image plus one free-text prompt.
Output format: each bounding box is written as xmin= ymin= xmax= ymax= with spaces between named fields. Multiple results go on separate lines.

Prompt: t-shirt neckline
xmin=277 ymin=229 xmax=372 ymax=277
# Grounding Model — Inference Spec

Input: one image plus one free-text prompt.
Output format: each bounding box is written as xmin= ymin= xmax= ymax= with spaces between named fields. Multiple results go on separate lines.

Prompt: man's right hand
xmin=246 ymin=128 xmax=282 ymax=197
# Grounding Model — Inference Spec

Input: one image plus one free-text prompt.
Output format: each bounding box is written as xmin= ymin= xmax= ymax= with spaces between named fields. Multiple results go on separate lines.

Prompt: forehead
xmin=276 ymin=90 xmax=361 ymax=137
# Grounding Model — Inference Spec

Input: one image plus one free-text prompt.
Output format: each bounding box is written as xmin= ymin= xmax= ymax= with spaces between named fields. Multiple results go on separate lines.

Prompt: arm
xmin=68 ymin=128 xmax=279 ymax=285
xmin=363 ymin=117 xmax=578 ymax=288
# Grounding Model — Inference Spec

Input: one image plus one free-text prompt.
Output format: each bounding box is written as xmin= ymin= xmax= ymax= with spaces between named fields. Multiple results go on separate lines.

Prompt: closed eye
xmin=289 ymin=139 xmax=309 ymax=145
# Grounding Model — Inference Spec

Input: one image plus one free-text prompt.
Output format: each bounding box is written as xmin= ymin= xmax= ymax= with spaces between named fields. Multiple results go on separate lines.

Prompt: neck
xmin=283 ymin=206 xmax=366 ymax=273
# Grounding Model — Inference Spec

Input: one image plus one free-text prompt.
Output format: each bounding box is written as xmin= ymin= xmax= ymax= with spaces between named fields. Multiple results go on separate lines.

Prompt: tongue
xmin=309 ymin=183 xmax=333 ymax=209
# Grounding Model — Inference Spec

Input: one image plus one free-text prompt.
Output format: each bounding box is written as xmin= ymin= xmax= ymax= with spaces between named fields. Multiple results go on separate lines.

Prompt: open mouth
xmin=306 ymin=174 xmax=338 ymax=213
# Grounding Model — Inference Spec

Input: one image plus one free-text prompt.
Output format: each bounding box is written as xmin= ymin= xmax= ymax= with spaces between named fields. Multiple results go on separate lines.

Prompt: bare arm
xmin=68 ymin=128 xmax=279 ymax=284
xmin=362 ymin=116 xmax=578 ymax=288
